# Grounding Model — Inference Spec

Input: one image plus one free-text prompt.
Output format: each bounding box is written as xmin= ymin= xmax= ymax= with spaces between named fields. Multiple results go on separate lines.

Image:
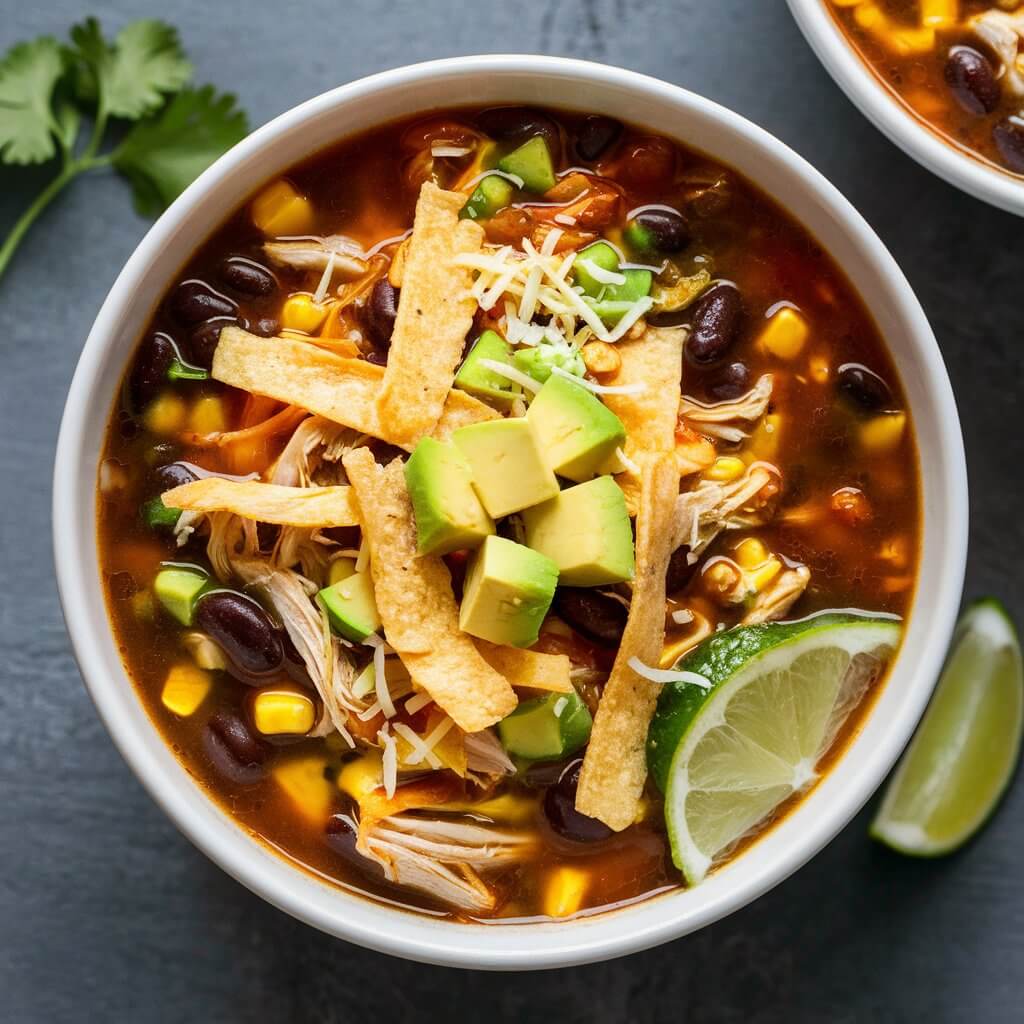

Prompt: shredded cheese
xmin=671 ymin=608 xmax=695 ymax=625
xmin=378 ymin=725 xmax=398 ymax=798
xmin=364 ymin=634 xmax=395 ymax=718
xmin=576 ymin=258 xmax=626 ymax=287
xmin=627 ymin=656 xmax=711 ymax=690
xmin=391 ymin=721 xmax=443 ymax=769
xmin=355 ymin=534 xmax=370 ymax=574
xmin=404 ymin=691 xmax=433 ymax=715
xmin=312 ymin=249 xmax=336 ymax=304
xmin=431 ymin=143 xmax=474 ymax=158
xmin=551 ymin=365 xmax=645 ymax=395
xmin=553 ymin=212 xmax=577 ymax=226
xmin=478 ymin=358 xmax=542 ymax=394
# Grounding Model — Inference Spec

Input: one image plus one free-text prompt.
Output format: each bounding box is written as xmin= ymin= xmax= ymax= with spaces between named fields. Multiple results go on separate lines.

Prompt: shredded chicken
xmin=970 ymin=9 xmax=1024 ymax=98
xmin=680 ymin=374 xmax=773 ymax=443
xmin=271 ymin=527 xmax=335 ymax=586
xmin=205 ymin=512 xmax=259 ymax=580
xmin=742 ymin=565 xmax=811 ymax=625
xmin=672 ymin=462 xmax=779 ymax=560
xmin=270 ymin=416 xmax=362 ymax=487
xmin=233 ymin=559 xmax=363 ymax=741
xmin=464 ymin=730 xmax=516 ymax=780
xmin=263 ymin=235 xmax=369 ymax=277
xmin=358 ymin=813 xmax=535 ymax=912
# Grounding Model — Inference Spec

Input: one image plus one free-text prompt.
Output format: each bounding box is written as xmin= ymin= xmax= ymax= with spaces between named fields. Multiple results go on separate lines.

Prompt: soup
xmin=827 ymin=1 xmax=1024 ymax=175
xmin=97 ymin=105 xmax=920 ymax=921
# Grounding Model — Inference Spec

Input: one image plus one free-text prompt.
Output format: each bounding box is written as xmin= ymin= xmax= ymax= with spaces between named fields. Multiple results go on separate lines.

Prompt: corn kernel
xmin=734 ymin=537 xmax=770 ymax=569
xmin=281 ymin=294 xmax=330 ymax=333
xmin=253 ymin=689 xmax=316 ymax=736
xmin=328 ymin=557 xmax=358 ymax=586
xmin=143 ymin=393 xmax=187 ymax=436
xmin=581 ymin=340 xmax=621 ymax=378
xmin=748 ymin=556 xmax=783 ymax=593
xmin=543 ymin=866 xmax=589 ymax=918
xmin=161 ymin=663 xmax=213 ymax=717
xmin=338 ymin=750 xmax=384 ymax=801
xmin=860 ymin=411 xmax=907 ymax=453
xmin=890 ymin=27 xmax=936 ymax=56
xmin=130 ymin=591 xmax=155 ymax=621
xmin=879 ymin=536 xmax=910 ymax=568
xmin=920 ymin=0 xmax=957 ymax=27
xmin=748 ymin=413 xmax=781 ymax=460
xmin=188 ymin=395 xmax=226 ymax=435
xmin=854 ymin=3 xmax=885 ymax=30
xmin=252 ymin=180 xmax=315 ymax=237
xmin=809 ymin=352 xmax=830 ymax=384
xmin=705 ymin=456 xmax=745 ymax=483
xmin=272 ymin=755 xmax=333 ymax=822
xmin=759 ymin=306 xmax=809 ymax=360
xmin=704 ymin=558 xmax=742 ymax=597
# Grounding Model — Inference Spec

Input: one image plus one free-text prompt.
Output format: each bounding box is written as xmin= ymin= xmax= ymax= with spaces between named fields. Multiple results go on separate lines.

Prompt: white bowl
xmin=53 ymin=55 xmax=968 ymax=970
xmin=787 ymin=0 xmax=1024 ymax=216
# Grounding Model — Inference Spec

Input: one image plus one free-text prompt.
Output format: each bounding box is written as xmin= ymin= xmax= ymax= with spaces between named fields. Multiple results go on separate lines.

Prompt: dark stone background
xmin=1 ymin=1 xmax=1019 ymax=1020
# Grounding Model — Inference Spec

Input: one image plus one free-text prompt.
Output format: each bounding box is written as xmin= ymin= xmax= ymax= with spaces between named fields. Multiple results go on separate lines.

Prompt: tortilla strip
xmin=212 ymin=327 xmax=497 ymax=449
xmin=576 ymin=452 xmax=681 ymax=831
xmin=602 ymin=326 xmax=685 ymax=511
xmin=476 ymin=641 xmax=573 ymax=694
xmin=341 ymin=448 xmax=516 ymax=732
xmin=161 ymin=478 xmax=359 ymax=528
xmin=375 ymin=183 xmax=485 ymax=447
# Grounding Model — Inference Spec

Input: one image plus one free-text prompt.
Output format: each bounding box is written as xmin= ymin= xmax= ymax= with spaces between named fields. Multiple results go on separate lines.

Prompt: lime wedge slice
xmin=870 ymin=599 xmax=1023 ymax=857
xmin=647 ymin=613 xmax=901 ymax=885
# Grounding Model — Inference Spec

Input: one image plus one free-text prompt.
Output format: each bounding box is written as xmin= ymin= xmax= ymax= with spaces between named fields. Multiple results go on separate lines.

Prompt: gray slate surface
xmin=1 ymin=1 xmax=1020 ymax=1020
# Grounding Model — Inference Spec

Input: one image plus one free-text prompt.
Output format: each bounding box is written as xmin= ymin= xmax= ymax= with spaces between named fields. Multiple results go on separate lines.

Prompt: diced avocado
xmin=167 ymin=357 xmax=209 ymax=382
xmin=153 ymin=566 xmax=210 ymax=626
xmin=623 ymin=219 xmax=656 ymax=254
xmin=521 ymin=477 xmax=635 ymax=586
xmin=572 ymin=241 xmax=621 ymax=297
xmin=498 ymin=691 xmax=592 ymax=761
xmin=404 ymin=437 xmax=495 ymax=556
xmin=454 ymin=330 xmax=521 ymax=409
xmin=512 ymin=344 xmax=585 ymax=384
xmin=141 ymin=495 xmax=181 ymax=530
xmin=585 ymin=268 xmax=653 ymax=324
xmin=319 ymin=571 xmax=381 ymax=642
xmin=527 ymin=374 xmax=626 ymax=482
xmin=452 ymin=418 xmax=559 ymax=518
xmin=459 ymin=535 xmax=558 ymax=648
xmin=460 ymin=174 xmax=515 ymax=221
xmin=498 ymin=136 xmax=556 ymax=193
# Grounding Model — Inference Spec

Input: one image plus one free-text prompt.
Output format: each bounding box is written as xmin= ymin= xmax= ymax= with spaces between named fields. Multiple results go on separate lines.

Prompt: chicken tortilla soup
xmin=97 ymin=106 xmax=920 ymax=921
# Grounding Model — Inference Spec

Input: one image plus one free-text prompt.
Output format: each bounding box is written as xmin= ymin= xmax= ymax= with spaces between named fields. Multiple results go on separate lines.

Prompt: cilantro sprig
xmin=0 ymin=19 xmax=248 ymax=282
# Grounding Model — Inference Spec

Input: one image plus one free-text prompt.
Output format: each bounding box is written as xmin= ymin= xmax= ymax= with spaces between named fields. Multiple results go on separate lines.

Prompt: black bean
xmin=543 ymin=759 xmax=613 ymax=844
xmin=130 ymin=332 xmax=178 ymax=407
xmin=576 ymin=115 xmax=623 ymax=162
xmin=994 ymin=118 xmax=1024 ymax=173
xmin=944 ymin=46 xmax=1000 ymax=116
xmin=553 ymin=588 xmax=628 ymax=648
xmin=252 ymin=316 xmax=280 ymax=337
xmin=687 ymin=282 xmax=743 ymax=365
xmin=170 ymin=279 xmax=237 ymax=326
xmin=837 ymin=363 xmax=892 ymax=411
xmin=364 ymin=279 xmax=399 ymax=350
xmin=706 ymin=360 xmax=751 ymax=400
xmin=190 ymin=316 xmax=240 ymax=368
xmin=628 ymin=206 xmax=690 ymax=254
xmin=477 ymin=107 xmax=561 ymax=157
xmin=204 ymin=711 xmax=269 ymax=785
xmin=666 ymin=547 xmax=698 ymax=595
xmin=217 ymin=256 xmax=277 ymax=297
xmin=151 ymin=461 xmax=197 ymax=492
xmin=194 ymin=591 xmax=285 ymax=681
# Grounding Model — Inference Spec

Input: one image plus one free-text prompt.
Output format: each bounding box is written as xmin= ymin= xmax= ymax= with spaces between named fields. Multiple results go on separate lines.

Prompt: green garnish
xmin=0 ymin=19 xmax=248 ymax=283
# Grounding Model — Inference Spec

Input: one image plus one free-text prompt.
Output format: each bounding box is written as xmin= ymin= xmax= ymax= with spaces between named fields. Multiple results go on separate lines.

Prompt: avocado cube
xmin=512 ymin=344 xmax=585 ymax=384
xmin=153 ymin=566 xmax=209 ymax=626
xmin=454 ymin=330 xmax=521 ymax=409
xmin=452 ymin=418 xmax=559 ymax=519
xmin=497 ymin=136 xmax=556 ymax=193
xmin=318 ymin=571 xmax=381 ymax=642
xmin=572 ymin=241 xmax=621 ymax=297
xmin=141 ymin=495 xmax=181 ymax=530
xmin=404 ymin=437 xmax=495 ymax=556
xmin=459 ymin=174 xmax=515 ymax=221
xmin=459 ymin=535 xmax=558 ymax=648
xmin=521 ymin=477 xmax=635 ymax=586
xmin=498 ymin=691 xmax=592 ymax=761
xmin=527 ymin=374 xmax=626 ymax=482
xmin=585 ymin=268 xmax=653 ymax=324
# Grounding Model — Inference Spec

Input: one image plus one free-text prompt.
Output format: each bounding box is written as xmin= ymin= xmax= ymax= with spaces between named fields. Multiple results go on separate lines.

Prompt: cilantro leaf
xmin=70 ymin=18 xmax=191 ymax=120
xmin=0 ymin=37 xmax=67 ymax=164
xmin=112 ymin=85 xmax=248 ymax=215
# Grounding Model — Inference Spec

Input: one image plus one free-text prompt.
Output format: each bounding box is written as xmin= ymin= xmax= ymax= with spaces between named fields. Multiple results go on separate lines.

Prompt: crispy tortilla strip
xmin=576 ymin=452 xmax=681 ymax=831
xmin=375 ymin=183 xmax=485 ymax=446
xmin=212 ymin=327 xmax=497 ymax=449
xmin=162 ymin=478 xmax=359 ymax=528
xmin=476 ymin=641 xmax=573 ymax=693
xmin=602 ymin=326 xmax=685 ymax=510
xmin=341 ymin=448 xmax=516 ymax=732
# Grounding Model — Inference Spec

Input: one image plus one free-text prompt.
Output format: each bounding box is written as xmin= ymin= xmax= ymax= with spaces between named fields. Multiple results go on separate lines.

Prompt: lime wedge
xmin=647 ymin=613 xmax=901 ymax=885
xmin=870 ymin=599 xmax=1023 ymax=857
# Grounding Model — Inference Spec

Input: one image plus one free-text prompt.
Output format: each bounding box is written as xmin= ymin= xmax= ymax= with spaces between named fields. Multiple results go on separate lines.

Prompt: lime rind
xmin=648 ymin=613 xmax=901 ymax=885
xmin=870 ymin=598 xmax=1023 ymax=857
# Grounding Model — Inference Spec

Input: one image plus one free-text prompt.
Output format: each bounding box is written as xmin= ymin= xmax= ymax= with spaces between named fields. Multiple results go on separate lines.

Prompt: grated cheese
xmin=576 ymin=258 xmax=626 ymax=287
xmin=378 ymin=726 xmax=398 ymax=797
xmin=551 ymin=365 xmax=645 ymax=395
xmin=355 ymin=534 xmax=370 ymax=574
xmin=553 ymin=213 xmax=577 ymax=226
xmin=391 ymin=722 xmax=443 ymax=769
xmin=478 ymin=358 xmax=542 ymax=395
xmin=627 ymin=656 xmax=711 ymax=690
xmin=312 ymin=249 xmax=336 ymax=304
xmin=404 ymin=691 xmax=433 ymax=715
xmin=364 ymin=634 xmax=395 ymax=718
xmin=431 ymin=143 xmax=474 ymax=158
xmin=613 ymin=446 xmax=642 ymax=476
xmin=671 ymin=608 xmax=695 ymax=625
xmin=460 ymin=168 xmax=525 ymax=192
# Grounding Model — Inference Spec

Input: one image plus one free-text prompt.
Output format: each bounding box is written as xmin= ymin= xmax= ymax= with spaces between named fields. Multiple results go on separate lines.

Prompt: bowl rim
xmin=53 ymin=54 xmax=968 ymax=970
xmin=786 ymin=0 xmax=1024 ymax=217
